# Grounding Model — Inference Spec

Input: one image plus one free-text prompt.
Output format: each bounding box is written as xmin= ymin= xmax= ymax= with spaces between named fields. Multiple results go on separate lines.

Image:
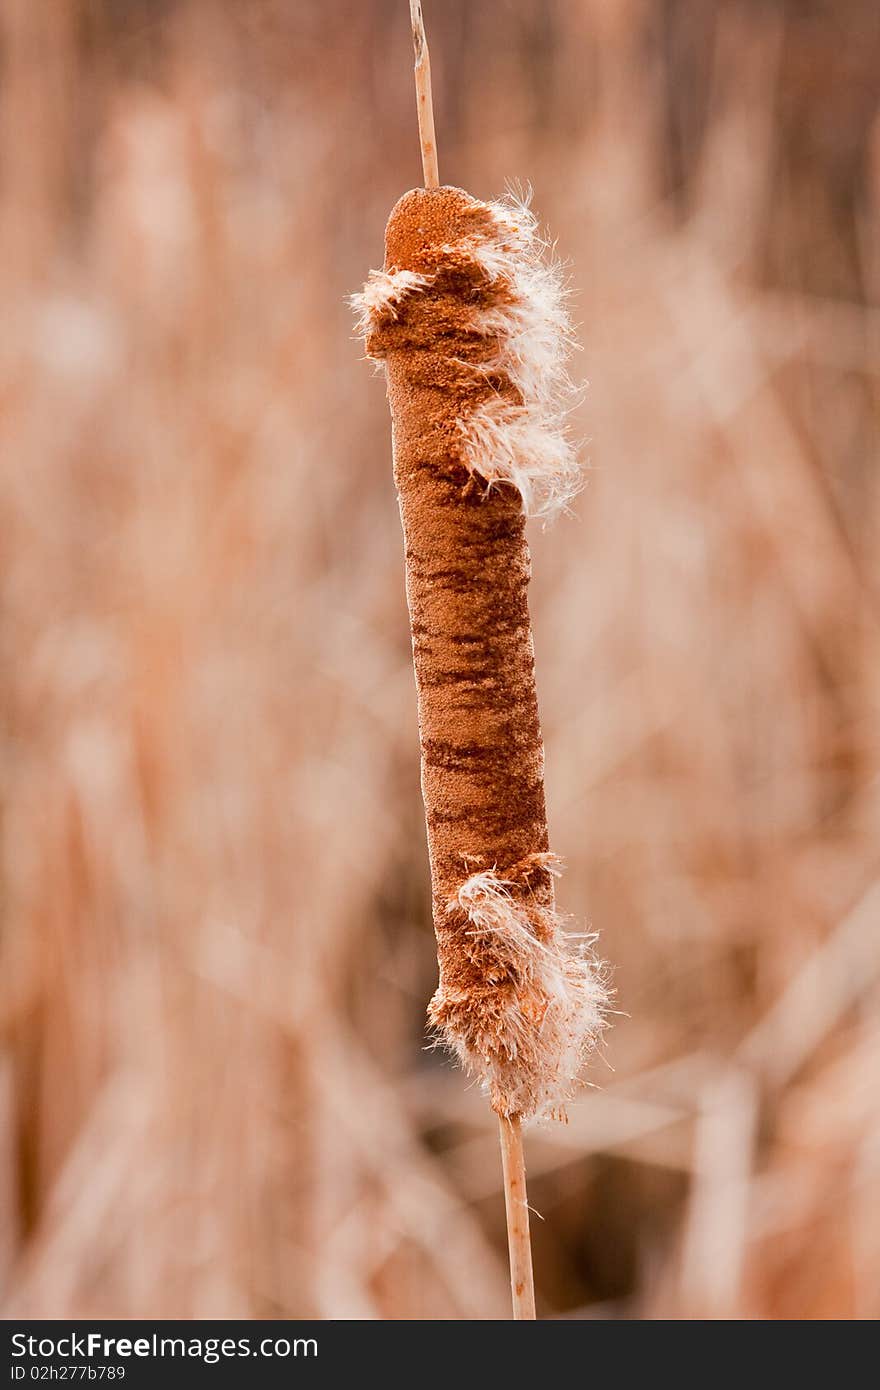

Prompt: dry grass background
xmin=1 ymin=0 xmax=879 ymax=1319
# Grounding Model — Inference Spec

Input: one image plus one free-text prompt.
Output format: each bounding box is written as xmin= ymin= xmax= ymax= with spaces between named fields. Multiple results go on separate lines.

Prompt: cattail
xmin=352 ymin=2 xmax=608 ymax=1318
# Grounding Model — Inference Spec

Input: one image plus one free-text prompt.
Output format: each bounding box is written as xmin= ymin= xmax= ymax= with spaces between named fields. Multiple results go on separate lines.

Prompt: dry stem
xmin=498 ymin=1114 xmax=536 ymax=1319
xmin=409 ymin=1 xmax=439 ymax=187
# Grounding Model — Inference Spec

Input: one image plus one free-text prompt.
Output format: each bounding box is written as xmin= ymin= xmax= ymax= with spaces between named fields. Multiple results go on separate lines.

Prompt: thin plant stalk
xmin=409 ymin=1 xmax=439 ymax=187
xmin=498 ymin=1114 xmax=536 ymax=1320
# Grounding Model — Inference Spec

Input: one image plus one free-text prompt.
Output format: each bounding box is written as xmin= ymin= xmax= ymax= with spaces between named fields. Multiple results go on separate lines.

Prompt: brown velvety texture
xmin=365 ymin=188 xmax=558 ymax=1103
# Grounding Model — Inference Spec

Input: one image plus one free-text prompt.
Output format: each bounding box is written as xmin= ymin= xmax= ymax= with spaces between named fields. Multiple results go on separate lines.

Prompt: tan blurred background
xmin=1 ymin=0 xmax=879 ymax=1320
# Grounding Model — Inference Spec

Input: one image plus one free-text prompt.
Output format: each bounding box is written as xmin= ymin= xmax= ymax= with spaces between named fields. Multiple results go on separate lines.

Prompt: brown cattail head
xmin=353 ymin=187 xmax=608 ymax=1119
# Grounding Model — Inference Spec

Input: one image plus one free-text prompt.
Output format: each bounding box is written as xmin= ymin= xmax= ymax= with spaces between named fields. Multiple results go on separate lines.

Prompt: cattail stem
xmin=353 ymin=17 xmax=609 ymax=1322
xmin=498 ymin=1114 xmax=536 ymax=1319
xmin=409 ymin=1 xmax=439 ymax=188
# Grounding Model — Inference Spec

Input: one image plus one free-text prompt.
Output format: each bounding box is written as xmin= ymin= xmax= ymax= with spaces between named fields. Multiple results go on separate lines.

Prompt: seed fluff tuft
xmin=429 ymin=861 xmax=609 ymax=1121
xmin=352 ymin=188 xmax=583 ymax=521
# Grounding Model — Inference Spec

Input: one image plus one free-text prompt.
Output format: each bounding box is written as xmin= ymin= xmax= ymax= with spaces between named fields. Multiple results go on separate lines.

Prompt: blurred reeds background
xmin=2 ymin=0 xmax=879 ymax=1319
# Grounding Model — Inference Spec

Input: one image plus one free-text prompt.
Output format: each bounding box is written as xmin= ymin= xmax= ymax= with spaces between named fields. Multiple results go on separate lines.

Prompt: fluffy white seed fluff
xmin=442 ymin=865 xmax=607 ymax=1121
xmin=455 ymin=194 xmax=582 ymax=520
xmin=352 ymin=191 xmax=583 ymax=522
xmin=456 ymin=403 xmax=578 ymax=521
xmin=349 ymin=267 xmax=430 ymax=338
